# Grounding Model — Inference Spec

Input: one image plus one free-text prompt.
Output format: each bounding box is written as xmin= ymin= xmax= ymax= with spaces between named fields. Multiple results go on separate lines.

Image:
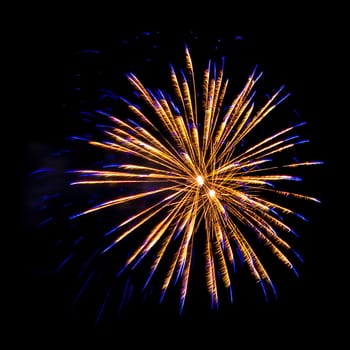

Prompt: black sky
xmin=19 ymin=4 xmax=344 ymax=346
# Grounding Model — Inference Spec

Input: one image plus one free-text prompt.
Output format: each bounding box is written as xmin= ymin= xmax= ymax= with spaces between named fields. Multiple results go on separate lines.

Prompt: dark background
xmin=19 ymin=4 xmax=344 ymax=347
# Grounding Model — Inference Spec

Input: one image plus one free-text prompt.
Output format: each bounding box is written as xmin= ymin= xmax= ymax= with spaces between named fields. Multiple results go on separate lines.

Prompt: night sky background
xmin=19 ymin=4 xmax=344 ymax=347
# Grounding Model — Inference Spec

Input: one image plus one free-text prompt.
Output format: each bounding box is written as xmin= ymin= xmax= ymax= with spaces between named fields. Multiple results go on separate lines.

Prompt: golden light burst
xmin=69 ymin=45 xmax=322 ymax=312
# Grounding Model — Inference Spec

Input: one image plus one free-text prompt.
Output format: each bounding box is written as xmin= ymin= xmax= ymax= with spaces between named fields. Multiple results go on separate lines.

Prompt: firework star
xmin=67 ymin=45 xmax=322 ymax=314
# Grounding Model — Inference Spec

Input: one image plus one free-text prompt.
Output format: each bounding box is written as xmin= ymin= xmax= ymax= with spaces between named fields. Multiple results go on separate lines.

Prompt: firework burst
xmin=67 ymin=45 xmax=322 ymax=314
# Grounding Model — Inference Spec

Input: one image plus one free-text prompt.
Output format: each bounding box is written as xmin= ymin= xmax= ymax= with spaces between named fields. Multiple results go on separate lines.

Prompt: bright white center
xmin=209 ymin=189 xmax=216 ymax=197
xmin=196 ymin=175 xmax=204 ymax=186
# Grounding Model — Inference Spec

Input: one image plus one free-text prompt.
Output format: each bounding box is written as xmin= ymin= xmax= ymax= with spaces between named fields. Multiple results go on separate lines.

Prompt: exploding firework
xmin=60 ymin=44 xmax=322 ymax=315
